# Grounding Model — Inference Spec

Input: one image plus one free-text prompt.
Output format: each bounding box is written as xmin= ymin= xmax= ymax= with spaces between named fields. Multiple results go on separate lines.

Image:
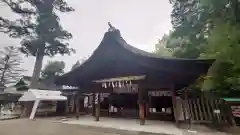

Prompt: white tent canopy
xmin=19 ymin=89 xmax=67 ymax=101
xmin=19 ymin=89 xmax=67 ymax=120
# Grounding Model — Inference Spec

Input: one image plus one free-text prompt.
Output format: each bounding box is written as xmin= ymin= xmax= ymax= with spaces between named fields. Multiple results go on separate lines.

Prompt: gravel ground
xmin=0 ymin=119 xmax=160 ymax=135
xmin=0 ymin=119 xmax=237 ymax=135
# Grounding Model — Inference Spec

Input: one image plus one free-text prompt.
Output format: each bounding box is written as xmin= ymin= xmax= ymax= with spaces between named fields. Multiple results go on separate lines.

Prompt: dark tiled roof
xmin=55 ymin=28 xmax=214 ymax=88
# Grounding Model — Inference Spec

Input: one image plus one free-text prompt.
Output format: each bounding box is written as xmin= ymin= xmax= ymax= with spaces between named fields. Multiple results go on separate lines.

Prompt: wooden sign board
xmin=113 ymin=84 xmax=138 ymax=93
xmin=231 ymin=106 xmax=240 ymax=118
xmin=148 ymin=91 xmax=171 ymax=97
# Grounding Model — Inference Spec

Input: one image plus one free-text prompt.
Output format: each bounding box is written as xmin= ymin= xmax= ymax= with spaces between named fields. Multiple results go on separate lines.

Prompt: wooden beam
xmin=170 ymin=85 xmax=179 ymax=127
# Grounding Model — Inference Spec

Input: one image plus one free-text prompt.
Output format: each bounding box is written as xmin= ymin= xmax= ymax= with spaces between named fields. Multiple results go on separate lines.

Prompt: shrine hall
xmin=55 ymin=23 xmax=214 ymax=126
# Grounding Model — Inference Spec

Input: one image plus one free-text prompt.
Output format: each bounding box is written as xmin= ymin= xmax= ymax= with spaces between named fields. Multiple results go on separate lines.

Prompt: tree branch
xmin=0 ymin=17 xmax=33 ymax=38
xmin=53 ymin=0 xmax=74 ymax=12
xmin=1 ymin=0 xmax=35 ymax=15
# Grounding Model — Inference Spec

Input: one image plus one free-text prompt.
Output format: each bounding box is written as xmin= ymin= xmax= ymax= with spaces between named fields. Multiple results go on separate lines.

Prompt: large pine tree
xmin=0 ymin=0 xmax=75 ymax=88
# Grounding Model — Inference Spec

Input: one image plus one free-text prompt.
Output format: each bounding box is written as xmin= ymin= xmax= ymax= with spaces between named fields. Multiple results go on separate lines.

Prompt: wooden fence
xmin=183 ymin=92 xmax=235 ymax=127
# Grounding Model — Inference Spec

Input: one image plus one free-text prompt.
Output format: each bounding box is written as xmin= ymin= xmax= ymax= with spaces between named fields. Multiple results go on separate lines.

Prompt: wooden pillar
xmin=70 ymin=96 xmax=74 ymax=113
xmin=182 ymin=89 xmax=187 ymax=122
xmin=145 ymin=90 xmax=150 ymax=118
xmin=170 ymin=85 xmax=179 ymax=127
xmin=149 ymin=93 xmax=153 ymax=115
xmin=92 ymin=93 xmax=95 ymax=116
xmin=138 ymin=83 xmax=146 ymax=125
xmin=145 ymin=100 xmax=149 ymax=118
xmin=182 ymin=99 xmax=187 ymax=122
xmin=183 ymin=89 xmax=191 ymax=128
xmin=75 ymin=94 xmax=80 ymax=119
xmin=139 ymin=103 xmax=145 ymax=125
xmin=95 ymin=92 xmax=100 ymax=121
xmin=85 ymin=95 xmax=89 ymax=113
xmin=65 ymin=97 xmax=69 ymax=116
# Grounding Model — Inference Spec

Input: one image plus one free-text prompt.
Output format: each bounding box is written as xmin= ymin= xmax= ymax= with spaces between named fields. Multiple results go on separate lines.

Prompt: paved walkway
xmin=0 ymin=119 xmax=161 ymax=135
xmin=0 ymin=118 xmax=235 ymax=135
xmin=61 ymin=116 xmax=233 ymax=135
xmin=63 ymin=117 xmax=181 ymax=135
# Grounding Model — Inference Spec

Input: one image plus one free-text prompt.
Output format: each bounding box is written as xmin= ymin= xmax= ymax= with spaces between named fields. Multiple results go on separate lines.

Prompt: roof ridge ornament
xmin=108 ymin=22 xmax=116 ymax=32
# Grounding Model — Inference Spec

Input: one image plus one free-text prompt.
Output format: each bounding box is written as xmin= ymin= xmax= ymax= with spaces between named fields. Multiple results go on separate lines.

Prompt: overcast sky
xmin=0 ymin=0 xmax=172 ymax=76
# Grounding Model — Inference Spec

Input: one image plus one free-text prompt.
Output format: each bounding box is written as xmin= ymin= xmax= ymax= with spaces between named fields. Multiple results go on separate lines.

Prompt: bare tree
xmin=0 ymin=46 xmax=24 ymax=87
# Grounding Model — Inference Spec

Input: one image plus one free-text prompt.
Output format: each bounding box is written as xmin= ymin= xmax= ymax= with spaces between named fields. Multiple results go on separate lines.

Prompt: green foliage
xmin=41 ymin=60 xmax=65 ymax=79
xmin=169 ymin=0 xmax=240 ymax=97
xmin=154 ymin=31 xmax=192 ymax=58
xmin=154 ymin=34 xmax=173 ymax=57
xmin=169 ymin=0 xmax=210 ymax=58
xmin=201 ymin=22 xmax=240 ymax=96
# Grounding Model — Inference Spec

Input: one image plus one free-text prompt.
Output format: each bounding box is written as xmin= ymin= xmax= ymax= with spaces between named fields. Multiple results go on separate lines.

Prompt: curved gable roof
xmin=56 ymin=28 xmax=214 ymax=87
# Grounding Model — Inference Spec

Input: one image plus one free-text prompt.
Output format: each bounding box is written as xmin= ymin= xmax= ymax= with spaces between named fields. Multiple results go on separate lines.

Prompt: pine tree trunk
xmin=30 ymin=48 xmax=44 ymax=89
xmin=24 ymin=48 xmax=44 ymax=117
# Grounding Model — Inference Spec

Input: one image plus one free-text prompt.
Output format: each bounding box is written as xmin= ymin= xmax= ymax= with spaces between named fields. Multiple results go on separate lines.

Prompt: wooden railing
xmin=185 ymin=93 xmax=235 ymax=127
